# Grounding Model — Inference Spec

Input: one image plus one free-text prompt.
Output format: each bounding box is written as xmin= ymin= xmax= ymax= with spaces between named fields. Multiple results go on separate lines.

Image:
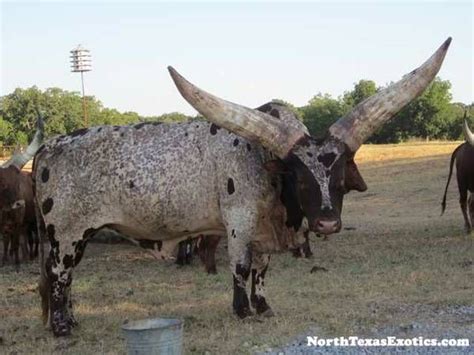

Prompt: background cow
xmin=441 ymin=112 xmax=474 ymax=233
xmin=0 ymin=114 xmax=43 ymax=266
xmin=34 ymin=38 xmax=450 ymax=336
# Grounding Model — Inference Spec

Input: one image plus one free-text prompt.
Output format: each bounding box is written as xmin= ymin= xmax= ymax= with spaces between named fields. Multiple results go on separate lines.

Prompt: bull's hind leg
xmin=44 ymin=224 xmax=92 ymax=336
xmin=458 ymin=186 xmax=471 ymax=233
xmin=468 ymin=193 xmax=474 ymax=234
xmin=250 ymin=252 xmax=273 ymax=316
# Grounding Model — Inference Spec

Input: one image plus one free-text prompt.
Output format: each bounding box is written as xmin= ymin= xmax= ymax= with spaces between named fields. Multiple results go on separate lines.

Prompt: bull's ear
xmin=264 ymin=160 xmax=289 ymax=174
xmin=345 ymin=159 xmax=367 ymax=192
xmin=12 ymin=199 xmax=25 ymax=210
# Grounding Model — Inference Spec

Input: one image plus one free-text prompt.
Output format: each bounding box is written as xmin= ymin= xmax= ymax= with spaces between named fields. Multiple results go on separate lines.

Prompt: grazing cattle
xmin=441 ymin=113 xmax=474 ymax=232
xmin=174 ymin=235 xmax=220 ymax=274
xmin=1 ymin=116 xmax=43 ymax=266
xmin=291 ymin=231 xmax=314 ymax=258
xmin=195 ymin=235 xmax=221 ymax=274
xmin=176 ymin=238 xmax=194 ymax=266
xmin=34 ymin=38 xmax=450 ymax=336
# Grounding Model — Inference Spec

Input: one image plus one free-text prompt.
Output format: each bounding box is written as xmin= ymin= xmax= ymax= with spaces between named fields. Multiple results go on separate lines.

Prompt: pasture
xmin=0 ymin=141 xmax=472 ymax=354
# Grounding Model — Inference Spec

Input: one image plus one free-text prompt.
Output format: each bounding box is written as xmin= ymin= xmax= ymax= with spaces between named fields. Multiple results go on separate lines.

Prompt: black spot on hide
xmin=210 ymin=124 xmax=221 ymax=135
xmin=42 ymin=198 xmax=54 ymax=215
xmin=233 ymin=138 xmax=239 ymax=146
xmin=63 ymin=254 xmax=74 ymax=269
xmin=269 ymin=109 xmax=280 ymax=118
xmin=317 ymin=152 xmax=336 ymax=168
xmin=227 ymin=178 xmax=235 ymax=195
xmin=46 ymin=224 xmax=56 ymax=244
xmin=41 ymin=168 xmax=50 ymax=183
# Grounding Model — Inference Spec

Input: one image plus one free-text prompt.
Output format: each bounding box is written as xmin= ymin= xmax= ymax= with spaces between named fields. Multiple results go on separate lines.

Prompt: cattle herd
xmin=0 ymin=37 xmax=471 ymax=338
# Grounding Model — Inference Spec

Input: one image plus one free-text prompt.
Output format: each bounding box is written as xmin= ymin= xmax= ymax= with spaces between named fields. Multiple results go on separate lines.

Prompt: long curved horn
xmin=168 ymin=67 xmax=307 ymax=158
xmin=3 ymin=110 xmax=45 ymax=169
xmin=462 ymin=111 xmax=474 ymax=146
xmin=329 ymin=37 xmax=452 ymax=152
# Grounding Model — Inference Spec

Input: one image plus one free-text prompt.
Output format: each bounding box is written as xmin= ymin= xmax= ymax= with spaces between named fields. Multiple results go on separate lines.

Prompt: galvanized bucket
xmin=122 ymin=318 xmax=183 ymax=355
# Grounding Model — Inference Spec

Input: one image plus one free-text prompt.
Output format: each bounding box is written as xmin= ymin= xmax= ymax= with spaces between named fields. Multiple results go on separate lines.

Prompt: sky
xmin=1 ymin=1 xmax=472 ymax=116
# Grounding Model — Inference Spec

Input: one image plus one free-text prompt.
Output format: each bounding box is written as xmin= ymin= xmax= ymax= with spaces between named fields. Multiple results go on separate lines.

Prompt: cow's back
xmin=34 ymin=121 xmax=276 ymax=242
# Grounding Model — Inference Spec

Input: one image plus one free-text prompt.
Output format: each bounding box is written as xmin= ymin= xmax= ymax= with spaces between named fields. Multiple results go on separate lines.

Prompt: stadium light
xmin=70 ymin=44 xmax=92 ymax=127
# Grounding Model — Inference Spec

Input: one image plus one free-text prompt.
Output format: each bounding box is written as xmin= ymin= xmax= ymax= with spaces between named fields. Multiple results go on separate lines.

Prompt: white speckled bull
xmin=34 ymin=38 xmax=450 ymax=336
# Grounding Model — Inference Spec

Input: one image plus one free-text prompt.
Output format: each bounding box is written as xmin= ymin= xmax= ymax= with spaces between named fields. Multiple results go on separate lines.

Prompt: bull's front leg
xmin=227 ymin=229 xmax=253 ymax=318
xmin=2 ymin=234 xmax=10 ymax=265
xmin=250 ymin=252 xmax=274 ymax=317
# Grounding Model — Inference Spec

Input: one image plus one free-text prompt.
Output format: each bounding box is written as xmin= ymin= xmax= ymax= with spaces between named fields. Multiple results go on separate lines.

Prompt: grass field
xmin=1 ymin=141 xmax=472 ymax=354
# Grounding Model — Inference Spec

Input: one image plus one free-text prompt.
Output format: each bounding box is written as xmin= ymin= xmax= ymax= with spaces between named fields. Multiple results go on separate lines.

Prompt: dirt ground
xmin=0 ymin=142 xmax=472 ymax=354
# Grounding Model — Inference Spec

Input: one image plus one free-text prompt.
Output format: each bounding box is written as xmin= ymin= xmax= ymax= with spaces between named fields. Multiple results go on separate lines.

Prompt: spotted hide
xmin=34 ymin=39 xmax=450 ymax=336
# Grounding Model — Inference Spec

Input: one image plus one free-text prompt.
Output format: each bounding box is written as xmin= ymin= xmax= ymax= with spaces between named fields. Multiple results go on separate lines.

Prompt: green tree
xmin=300 ymin=93 xmax=348 ymax=138
xmin=146 ymin=112 xmax=191 ymax=123
xmin=343 ymin=80 xmax=377 ymax=107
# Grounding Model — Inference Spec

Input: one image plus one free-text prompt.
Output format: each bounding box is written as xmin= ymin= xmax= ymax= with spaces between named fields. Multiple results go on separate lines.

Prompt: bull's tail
xmin=32 ymin=151 xmax=50 ymax=326
xmin=441 ymin=145 xmax=462 ymax=215
xmin=38 ymin=214 xmax=50 ymax=326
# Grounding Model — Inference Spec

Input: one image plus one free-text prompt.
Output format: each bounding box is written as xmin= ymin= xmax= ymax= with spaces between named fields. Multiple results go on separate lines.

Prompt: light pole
xmin=70 ymin=45 xmax=92 ymax=127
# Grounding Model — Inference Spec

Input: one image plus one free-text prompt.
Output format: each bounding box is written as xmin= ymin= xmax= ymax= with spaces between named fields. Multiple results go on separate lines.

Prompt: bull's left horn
xmin=329 ymin=37 xmax=452 ymax=152
xmin=3 ymin=110 xmax=45 ymax=169
xmin=168 ymin=66 xmax=307 ymax=159
xmin=463 ymin=111 xmax=474 ymax=146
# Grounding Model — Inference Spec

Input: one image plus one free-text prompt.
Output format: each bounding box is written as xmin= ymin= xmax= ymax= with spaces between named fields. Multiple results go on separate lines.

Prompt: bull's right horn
xmin=168 ymin=67 xmax=308 ymax=159
xmin=462 ymin=111 xmax=474 ymax=146
xmin=329 ymin=37 xmax=451 ymax=152
xmin=3 ymin=110 xmax=45 ymax=169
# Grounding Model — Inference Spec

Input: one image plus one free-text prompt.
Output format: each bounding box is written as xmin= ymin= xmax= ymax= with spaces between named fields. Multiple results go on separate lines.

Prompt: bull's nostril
xmin=314 ymin=219 xmax=340 ymax=234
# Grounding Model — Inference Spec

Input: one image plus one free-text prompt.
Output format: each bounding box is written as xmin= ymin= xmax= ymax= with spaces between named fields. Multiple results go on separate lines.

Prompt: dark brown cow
xmin=195 ymin=235 xmax=221 ymax=274
xmin=441 ymin=114 xmax=474 ymax=233
xmin=175 ymin=235 xmax=220 ymax=274
xmin=1 ymin=116 xmax=43 ymax=265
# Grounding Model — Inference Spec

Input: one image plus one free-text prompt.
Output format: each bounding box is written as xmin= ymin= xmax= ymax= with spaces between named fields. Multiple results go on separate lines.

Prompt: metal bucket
xmin=122 ymin=318 xmax=183 ymax=355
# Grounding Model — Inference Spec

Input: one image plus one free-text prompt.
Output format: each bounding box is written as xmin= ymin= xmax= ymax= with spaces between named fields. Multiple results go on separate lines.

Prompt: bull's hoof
xmin=259 ymin=307 xmax=275 ymax=318
xmin=291 ymin=249 xmax=302 ymax=258
xmin=235 ymin=307 xmax=253 ymax=319
xmin=207 ymin=267 xmax=217 ymax=275
xmin=52 ymin=323 xmax=72 ymax=337
xmin=68 ymin=315 xmax=79 ymax=328
xmin=252 ymin=297 xmax=273 ymax=316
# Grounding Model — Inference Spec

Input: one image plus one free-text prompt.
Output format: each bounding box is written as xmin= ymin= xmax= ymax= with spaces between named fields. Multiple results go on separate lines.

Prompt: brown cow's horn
xmin=168 ymin=66 xmax=307 ymax=158
xmin=462 ymin=111 xmax=474 ymax=146
xmin=329 ymin=37 xmax=452 ymax=152
xmin=3 ymin=110 xmax=45 ymax=169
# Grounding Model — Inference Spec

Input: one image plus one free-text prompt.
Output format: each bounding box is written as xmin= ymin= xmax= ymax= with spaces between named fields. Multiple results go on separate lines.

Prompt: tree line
xmin=0 ymin=78 xmax=472 ymax=147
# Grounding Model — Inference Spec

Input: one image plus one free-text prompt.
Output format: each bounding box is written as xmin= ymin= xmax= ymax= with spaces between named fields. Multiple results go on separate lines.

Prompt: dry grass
xmin=0 ymin=141 xmax=472 ymax=354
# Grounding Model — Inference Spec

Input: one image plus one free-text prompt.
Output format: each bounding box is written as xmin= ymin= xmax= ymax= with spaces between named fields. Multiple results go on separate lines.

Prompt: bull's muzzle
xmin=313 ymin=219 xmax=341 ymax=235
